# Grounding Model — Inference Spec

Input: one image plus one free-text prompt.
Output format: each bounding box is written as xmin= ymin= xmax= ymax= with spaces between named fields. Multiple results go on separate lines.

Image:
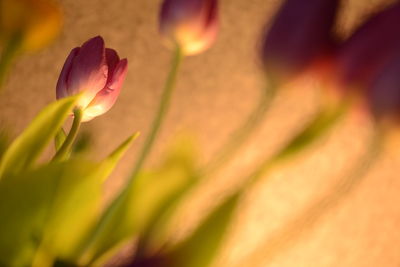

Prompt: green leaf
xmin=78 ymin=137 xmax=198 ymax=266
xmin=98 ymin=133 xmax=140 ymax=182
xmin=0 ymin=159 xmax=103 ymax=266
xmin=36 ymin=160 xmax=107 ymax=263
xmin=0 ymin=97 xmax=77 ymax=178
xmin=54 ymin=128 xmax=67 ymax=152
xmin=37 ymin=134 xmax=139 ymax=264
xmin=167 ymin=193 xmax=240 ymax=267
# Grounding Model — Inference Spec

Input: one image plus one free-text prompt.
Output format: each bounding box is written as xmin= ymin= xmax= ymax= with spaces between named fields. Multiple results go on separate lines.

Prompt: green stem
xmin=53 ymin=108 xmax=83 ymax=161
xmin=200 ymin=81 xmax=277 ymax=177
xmin=0 ymin=33 xmax=22 ymax=88
xmin=233 ymin=126 xmax=382 ymax=267
xmin=246 ymin=101 xmax=349 ymax=188
xmin=128 ymin=46 xmax=183 ymax=184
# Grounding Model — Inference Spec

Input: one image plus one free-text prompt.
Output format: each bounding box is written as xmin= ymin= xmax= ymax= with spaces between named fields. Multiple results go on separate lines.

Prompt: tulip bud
xmin=261 ymin=0 xmax=339 ymax=82
xmin=159 ymin=0 xmax=218 ymax=55
xmin=335 ymin=3 xmax=400 ymax=90
xmin=0 ymin=0 xmax=62 ymax=51
xmin=56 ymin=36 xmax=128 ymax=122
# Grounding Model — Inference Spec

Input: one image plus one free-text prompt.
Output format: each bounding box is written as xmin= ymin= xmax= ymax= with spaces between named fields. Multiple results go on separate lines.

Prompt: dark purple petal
xmin=261 ymin=0 xmax=339 ymax=81
xmin=368 ymin=51 xmax=400 ymax=119
xmin=105 ymin=48 xmax=120 ymax=84
xmin=160 ymin=0 xmax=203 ymax=30
xmin=336 ymin=3 xmax=400 ymax=88
xmin=56 ymin=47 xmax=80 ymax=99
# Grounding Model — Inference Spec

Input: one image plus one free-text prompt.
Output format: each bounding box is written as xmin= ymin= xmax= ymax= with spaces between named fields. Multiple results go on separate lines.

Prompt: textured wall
xmin=1 ymin=0 xmax=400 ymax=266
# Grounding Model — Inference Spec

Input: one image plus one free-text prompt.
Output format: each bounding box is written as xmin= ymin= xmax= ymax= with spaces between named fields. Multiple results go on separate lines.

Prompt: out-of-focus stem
xmin=128 ymin=46 xmax=183 ymax=185
xmin=234 ymin=125 xmax=382 ymax=267
xmin=53 ymin=108 xmax=83 ymax=161
xmin=200 ymin=80 xmax=278 ymax=177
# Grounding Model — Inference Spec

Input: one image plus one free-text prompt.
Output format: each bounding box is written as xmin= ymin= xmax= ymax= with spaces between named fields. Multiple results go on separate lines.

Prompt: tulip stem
xmin=128 ymin=46 xmax=183 ymax=183
xmin=200 ymin=80 xmax=278 ymax=177
xmin=53 ymin=108 xmax=83 ymax=161
xmin=0 ymin=33 xmax=22 ymax=89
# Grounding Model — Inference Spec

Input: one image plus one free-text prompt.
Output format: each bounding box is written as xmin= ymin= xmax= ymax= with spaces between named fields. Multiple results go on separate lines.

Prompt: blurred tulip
xmin=335 ymin=2 xmax=400 ymax=90
xmin=261 ymin=0 xmax=339 ymax=82
xmin=159 ymin=0 xmax=218 ymax=55
xmin=56 ymin=36 xmax=128 ymax=122
xmin=0 ymin=0 xmax=62 ymax=51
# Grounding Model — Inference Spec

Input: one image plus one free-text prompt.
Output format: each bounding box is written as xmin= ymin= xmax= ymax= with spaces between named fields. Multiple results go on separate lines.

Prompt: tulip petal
xmin=368 ymin=51 xmax=400 ymax=119
xmin=160 ymin=0 xmax=202 ymax=27
xmin=83 ymin=59 xmax=128 ymax=121
xmin=67 ymin=36 xmax=108 ymax=108
xmin=160 ymin=0 xmax=218 ymax=55
xmin=179 ymin=0 xmax=218 ymax=55
xmin=107 ymin=58 xmax=128 ymax=91
xmin=105 ymin=48 xmax=120 ymax=83
xmin=56 ymin=47 xmax=80 ymax=99
xmin=261 ymin=0 xmax=339 ymax=80
xmin=336 ymin=3 xmax=400 ymax=87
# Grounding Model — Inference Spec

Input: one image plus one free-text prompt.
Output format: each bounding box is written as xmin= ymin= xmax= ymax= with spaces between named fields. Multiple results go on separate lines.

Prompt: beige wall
xmin=1 ymin=0 xmax=400 ymax=266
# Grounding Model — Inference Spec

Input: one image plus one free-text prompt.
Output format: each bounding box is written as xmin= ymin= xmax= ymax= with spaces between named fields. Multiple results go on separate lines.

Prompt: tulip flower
xmin=261 ymin=0 xmax=339 ymax=82
xmin=335 ymin=2 xmax=400 ymax=90
xmin=159 ymin=0 xmax=218 ymax=55
xmin=56 ymin=36 xmax=128 ymax=122
xmin=0 ymin=0 xmax=62 ymax=52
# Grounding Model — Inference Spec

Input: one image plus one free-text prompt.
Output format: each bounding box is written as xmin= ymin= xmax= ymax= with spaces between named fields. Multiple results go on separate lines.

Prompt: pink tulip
xmin=56 ymin=36 xmax=128 ymax=121
xmin=159 ymin=0 xmax=218 ymax=55
xmin=335 ymin=2 xmax=400 ymax=90
xmin=261 ymin=0 xmax=339 ymax=82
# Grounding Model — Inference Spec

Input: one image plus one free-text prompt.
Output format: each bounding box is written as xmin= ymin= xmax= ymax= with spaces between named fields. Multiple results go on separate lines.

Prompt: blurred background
xmin=1 ymin=0 xmax=400 ymax=266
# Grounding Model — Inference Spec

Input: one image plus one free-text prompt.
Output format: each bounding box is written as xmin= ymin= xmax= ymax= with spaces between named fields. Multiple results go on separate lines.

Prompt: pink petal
xmin=56 ymin=47 xmax=80 ymax=99
xmin=67 ymin=36 xmax=108 ymax=108
xmin=83 ymin=59 xmax=128 ymax=121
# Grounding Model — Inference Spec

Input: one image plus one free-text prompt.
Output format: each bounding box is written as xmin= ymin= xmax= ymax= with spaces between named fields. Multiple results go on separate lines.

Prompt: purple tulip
xmin=335 ymin=3 xmax=400 ymax=89
xmin=261 ymin=0 xmax=339 ymax=82
xmin=56 ymin=36 xmax=128 ymax=121
xmin=159 ymin=0 xmax=218 ymax=55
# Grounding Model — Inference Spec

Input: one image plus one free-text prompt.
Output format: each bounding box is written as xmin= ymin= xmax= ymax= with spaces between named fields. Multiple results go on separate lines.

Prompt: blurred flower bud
xmin=261 ymin=0 xmax=339 ymax=82
xmin=159 ymin=0 xmax=218 ymax=55
xmin=0 ymin=0 xmax=62 ymax=51
xmin=335 ymin=3 xmax=400 ymax=90
xmin=56 ymin=36 xmax=128 ymax=122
